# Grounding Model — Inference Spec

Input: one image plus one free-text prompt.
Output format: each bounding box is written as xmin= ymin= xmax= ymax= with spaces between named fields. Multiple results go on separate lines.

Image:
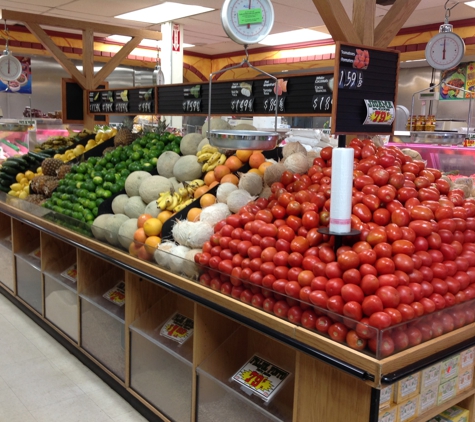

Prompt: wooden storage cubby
xmin=0 ymin=213 xmax=13 ymax=291
xmin=77 ymin=250 xmax=126 ymax=381
xmin=12 ymin=218 xmax=42 ymax=313
xmin=130 ymin=292 xmax=195 ymax=422
xmin=41 ymin=233 xmax=78 ymax=342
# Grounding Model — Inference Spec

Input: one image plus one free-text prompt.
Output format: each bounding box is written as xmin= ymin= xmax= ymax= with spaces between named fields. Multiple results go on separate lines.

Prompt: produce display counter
xmin=1 ymin=192 xmax=475 ymax=422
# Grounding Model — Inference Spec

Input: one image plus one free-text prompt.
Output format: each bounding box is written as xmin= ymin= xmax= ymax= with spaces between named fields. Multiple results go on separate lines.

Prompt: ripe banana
xmin=198 ymin=145 xmax=219 ymax=155
xmin=174 ymin=198 xmax=194 ymax=212
xmin=188 ymin=179 xmax=205 ymax=188
xmin=217 ymin=153 xmax=226 ymax=165
xmin=197 ymin=152 xmax=213 ymax=163
xmin=207 ymin=152 xmax=221 ymax=166
xmin=166 ymin=192 xmax=180 ymax=211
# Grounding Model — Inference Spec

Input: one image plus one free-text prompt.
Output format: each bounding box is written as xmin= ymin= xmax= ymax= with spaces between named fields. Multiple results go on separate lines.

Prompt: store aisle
xmin=0 ymin=294 xmax=149 ymax=422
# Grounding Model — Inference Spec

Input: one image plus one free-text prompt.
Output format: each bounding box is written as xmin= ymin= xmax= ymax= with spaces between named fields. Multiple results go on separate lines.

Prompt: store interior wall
xmin=1 ymin=55 xmax=474 ymax=128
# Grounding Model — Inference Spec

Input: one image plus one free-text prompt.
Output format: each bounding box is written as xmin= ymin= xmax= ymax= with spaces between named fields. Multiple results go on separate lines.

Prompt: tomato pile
xmin=194 ymin=138 xmax=475 ymax=358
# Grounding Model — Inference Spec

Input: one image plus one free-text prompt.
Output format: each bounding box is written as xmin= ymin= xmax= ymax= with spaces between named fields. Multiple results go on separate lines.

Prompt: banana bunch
xmin=156 ymin=179 xmax=205 ymax=213
xmin=196 ymin=145 xmax=226 ymax=172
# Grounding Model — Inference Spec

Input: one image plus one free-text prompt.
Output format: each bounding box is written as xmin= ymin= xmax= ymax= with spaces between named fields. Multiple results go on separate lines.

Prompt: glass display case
xmin=0 ymin=122 xmax=30 ymax=159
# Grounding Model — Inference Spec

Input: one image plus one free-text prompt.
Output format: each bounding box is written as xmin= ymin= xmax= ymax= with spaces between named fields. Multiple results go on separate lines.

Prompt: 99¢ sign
xmin=363 ymin=99 xmax=395 ymax=125
xmin=232 ymin=355 xmax=290 ymax=401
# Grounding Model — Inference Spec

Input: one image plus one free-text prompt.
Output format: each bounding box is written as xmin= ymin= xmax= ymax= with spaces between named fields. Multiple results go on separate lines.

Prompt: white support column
xmin=161 ymin=21 xmax=184 ymax=130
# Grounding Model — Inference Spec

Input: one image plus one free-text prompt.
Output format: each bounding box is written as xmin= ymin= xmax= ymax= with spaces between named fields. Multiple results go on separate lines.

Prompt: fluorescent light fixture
xmin=465 ymin=1 xmax=475 ymax=8
xmin=106 ymin=35 xmax=194 ymax=48
xmin=115 ymin=2 xmax=214 ymax=24
xmin=259 ymin=29 xmax=332 ymax=46
xmin=403 ymin=59 xmax=426 ymax=62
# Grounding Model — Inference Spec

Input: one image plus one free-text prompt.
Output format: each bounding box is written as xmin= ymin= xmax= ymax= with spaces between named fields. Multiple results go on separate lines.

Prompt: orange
xmin=200 ymin=193 xmax=216 ymax=208
xmin=143 ymin=218 xmax=163 ymax=237
xmin=209 ymin=180 xmax=219 ymax=189
xmin=204 ymin=171 xmax=216 ymax=186
xmin=248 ymin=168 xmax=263 ymax=177
xmin=225 ymin=155 xmax=243 ymax=172
xmin=194 ymin=185 xmax=210 ymax=198
xmin=220 ymin=173 xmax=239 ymax=185
xmin=144 ymin=235 xmax=161 ymax=254
xmin=236 ymin=149 xmax=253 ymax=162
xmin=133 ymin=228 xmax=147 ymax=246
xmin=258 ymin=161 xmax=273 ymax=174
xmin=137 ymin=213 xmax=153 ymax=228
xmin=249 ymin=152 xmax=266 ymax=169
xmin=214 ymin=165 xmax=231 ymax=181
xmin=129 ymin=242 xmax=141 ymax=257
xmin=157 ymin=210 xmax=173 ymax=224
xmin=137 ymin=245 xmax=153 ymax=262
xmin=187 ymin=207 xmax=202 ymax=222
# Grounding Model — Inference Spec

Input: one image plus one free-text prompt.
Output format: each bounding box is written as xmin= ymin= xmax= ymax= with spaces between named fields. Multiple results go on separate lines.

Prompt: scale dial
xmin=425 ymin=32 xmax=465 ymax=71
xmin=0 ymin=52 xmax=21 ymax=81
xmin=221 ymin=0 xmax=274 ymax=45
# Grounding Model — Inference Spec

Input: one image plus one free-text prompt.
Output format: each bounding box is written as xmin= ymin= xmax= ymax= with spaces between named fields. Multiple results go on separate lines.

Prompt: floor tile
xmin=0 ymin=356 xmax=60 ymax=389
xmin=87 ymin=387 xmax=136 ymax=419
xmin=0 ymin=387 xmax=31 ymax=419
xmin=0 ymin=410 xmax=37 ymax=422
xmin=12 ymin=371 xmax=85 ymax=411
xmin=113 ymin=411 xmax=150 ymax=422
xmin=64 ymin=366 xmax=110 ymax=394
xmin=33 ymin=394 xmax=112 ymax=422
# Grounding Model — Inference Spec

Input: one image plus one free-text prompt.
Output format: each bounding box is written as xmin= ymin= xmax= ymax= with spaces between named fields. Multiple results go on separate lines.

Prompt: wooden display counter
xmin=0 ymin=193 xmax=475 ymax=422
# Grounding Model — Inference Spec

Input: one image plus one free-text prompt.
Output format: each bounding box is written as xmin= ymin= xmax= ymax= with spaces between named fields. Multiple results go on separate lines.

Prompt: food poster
xmin=439 ymin=61 xmax=475 ymax=100
xmin=0 ymin=56 xmax=31 ymax=94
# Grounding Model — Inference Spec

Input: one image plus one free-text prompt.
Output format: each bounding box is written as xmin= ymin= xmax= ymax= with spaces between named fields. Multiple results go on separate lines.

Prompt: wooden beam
xmin=353 ymin=0 xmax=376 ymax=46
xmin=2 ymin=9 xmax=162 ymax=41
xmin=374 ymin=0 xmax=421 ymax=48
xmin=82 ymin=28 xmax=95 ymax=90
xmin=25 ymin=22 xmax=87 ymax=88
xmin=92 ymin=36 xmax=142 ymax=87
xmin=311 ymin=0 xmax=361 ymax=44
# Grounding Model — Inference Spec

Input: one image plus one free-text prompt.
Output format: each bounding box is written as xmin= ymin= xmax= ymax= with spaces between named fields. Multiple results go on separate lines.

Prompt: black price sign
xmin=138 ymin=88 xmax=155 ymax=113
xmin=332 ymin=42 xmax=399 ymax=135
xmin=312 ymin=95 xmax=332 ymax=112
xmin=183 ymin=99 xmax=202 ymax=112
xmin=263 ymin=96 xmax=286 ymax=113
xmin=114 ymin=90 xmax=129 ymax=113
xmin=262 ymin=79 xmax=287 ymax=113
xmin=231 ymin=97 xmax=254 ymax=113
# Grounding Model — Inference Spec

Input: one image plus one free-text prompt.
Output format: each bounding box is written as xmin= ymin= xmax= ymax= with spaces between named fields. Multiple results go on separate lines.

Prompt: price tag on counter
xmin=363 ymin=99 xmax=395 ymax=125
xmin=159 ymin=312 xmax=194 ymax=344
xmin=103 ymin=281 xmax=125 ymax=306
xmin=231 ymin=355 xmax=290 ymax=402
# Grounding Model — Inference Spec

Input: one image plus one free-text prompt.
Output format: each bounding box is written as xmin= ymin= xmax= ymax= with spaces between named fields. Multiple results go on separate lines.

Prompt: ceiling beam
xmin=93 ymin=37 xmax=142 ymax=87
xmin=353 ymin=0 xmax=376 ymax=46
xmin=25 ymin=22 xmax=87 ymax=88
xmin=374 ymin=0 xmax=421 ymax=48
xmin=82 ymin=28 xmax=95 ymax=90
xmin=2 ymin=9 xmax=162 ymax=41
xmin=311 ymin=0 xmax=361 ymax=44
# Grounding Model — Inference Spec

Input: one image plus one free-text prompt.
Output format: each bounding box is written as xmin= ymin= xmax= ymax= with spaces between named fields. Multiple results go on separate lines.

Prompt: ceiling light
xmin=465 ymin=1 xmax=475 ymax=8
xmin=115 ymin=3 xmax=214 ymax=24
xmin=259 ymin=29 xmax=332 ymax=46
xmin=106 ymin=35 xmax=194 ymax=48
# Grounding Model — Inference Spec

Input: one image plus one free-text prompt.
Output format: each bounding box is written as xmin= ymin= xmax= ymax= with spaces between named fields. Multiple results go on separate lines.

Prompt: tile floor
xmin=0 ymin=293 xmax=149 ymax=422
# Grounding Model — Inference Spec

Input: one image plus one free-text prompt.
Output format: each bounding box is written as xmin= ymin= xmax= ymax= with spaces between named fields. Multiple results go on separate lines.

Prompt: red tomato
xmin=328 ymin=323 xmax=348 ymax=343
xmin=343 ymin=301 xmax=363 ymax=320
xmin=368 ymin=312 xmax=392 ymax=329
xmin=341 ymin=284 xmax=364 ymax=304
xmin=362 ymin=295 xmax=384 ymax=316
xmin=376 ymin=286 xmax=400 ymax=308
xmin=315 ymin=316 xmax=333 ymax=333
xmin=361 ymin=275 xmax=380 ymax=295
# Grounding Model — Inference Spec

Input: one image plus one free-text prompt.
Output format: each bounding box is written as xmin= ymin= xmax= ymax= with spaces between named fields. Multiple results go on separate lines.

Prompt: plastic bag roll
xmin=329 ymin=148 xmax=354 ymax=233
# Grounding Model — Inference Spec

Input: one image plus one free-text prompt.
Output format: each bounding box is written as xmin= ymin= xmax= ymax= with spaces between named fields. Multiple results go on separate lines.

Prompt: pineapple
xmin=42 ymin=178 xmax=59 ymax=197
xmin=114 ymin=117 xmax=135 ymax=147
xmin=41 ymin=158 xmax=64 ymax=176
xmin=30 ymin=175 xmax=55 ymax=194
xmin=57 ymin=164 xmax=72 ymax=180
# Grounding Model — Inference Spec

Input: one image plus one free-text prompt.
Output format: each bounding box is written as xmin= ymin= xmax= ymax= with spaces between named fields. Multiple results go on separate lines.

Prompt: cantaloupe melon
xmin=168 ymin=177 xmax=183 ymax=192
xmin=156 ymin=151 xmax=180 ymax=178
xmin=91 ymin=214 xmax=112 ymax=241
xmin=123 ymin=196 xmax=146 ymax=218
xmin=197 ymin=138 xmax=209 ymax=151
xmin=145 ymin=200 xmax=160 ymax=217
xmin=104 ymin=214 xmax=129 ymax=246
xmin=111 ymin=194 xmax=129 ymax=214
xmin=173 ymin=155 xmax=203 ymax=182
xmin=125 ymin=171 xmax=152 ymax=197
xmin=118 ymin=218 xmax=138 ymax=249
xmin=180 ymin=133 xmax=205 ymax=155
xmin=233 ymin=123 xmax=257 ymax=131
xmin=139 ymin=175 xmax=171 ymax=204
xmin=201 ymin=117 xmax=231 ymax=136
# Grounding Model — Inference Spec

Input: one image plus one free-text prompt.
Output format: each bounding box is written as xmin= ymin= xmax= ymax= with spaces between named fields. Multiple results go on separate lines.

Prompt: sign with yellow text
xmin=159 ymin=312 xmax=194 ymax=344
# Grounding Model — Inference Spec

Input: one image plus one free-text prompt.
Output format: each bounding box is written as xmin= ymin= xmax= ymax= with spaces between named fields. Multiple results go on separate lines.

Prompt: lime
xmin=92 ymin=207 xmax=99 ymax=217
xmin=142 ymin=162 xmax=154 ymax=172
xmin=88 ymin=157 xmax=98 ymax=166
xmin=103 ymin=181 xmax=113 ymax=190
xmin=104 ymin=173 xmax=115 ymax=183
xmin=83 ymin=181 xmax=96 ymax=192
xmin=77 ymin=163 xmax=88 ymax=174
xmin=110 ymin=183 xmax=120 ymax=194
xmin=73 ymin=203 xmax=83 ymax=212
xmin=87 ymin=192 xmax=97 ymax=201
xmin=103 ymin=190 xmax=112 ymax=198
xmin=72 ymin=211 xmax=82 ymax=220
xmin=93 ymin=176 xmax=103 ymax=185
xmin=128 ymin=162 xmax=141 ymax=172
xmin=95 ymin=198 xmax=104 ymax=206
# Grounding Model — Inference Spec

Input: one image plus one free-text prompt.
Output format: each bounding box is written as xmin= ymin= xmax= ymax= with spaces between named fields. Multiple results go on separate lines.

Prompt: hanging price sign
xmin=363 ymin=99 xmax=395 ymax=125
xmin=159 ymin=312 xmax=194 ymax=344
xmin=231 ymin=355 xmax=290 ymax=402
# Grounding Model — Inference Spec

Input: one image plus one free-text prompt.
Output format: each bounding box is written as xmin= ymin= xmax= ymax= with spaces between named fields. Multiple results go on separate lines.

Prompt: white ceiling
xmin=2 ymin=0 xmax=475 ymax=55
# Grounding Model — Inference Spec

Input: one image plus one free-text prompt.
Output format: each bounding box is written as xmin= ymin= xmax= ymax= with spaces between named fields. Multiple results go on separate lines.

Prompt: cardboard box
xmin=380 ymin=384 xmax=394 ymax=409
xmin=397 ymin=397 xmax=419 ymax=422
xmin=440 ymin=405 xmax=470 ymax=422
xmin=378 ymin=405 xmax=397 ymax=422
xmin=437 ymin=378 xmax=458 ymax=405
xmin=394 ymin=373 xmax=420 ymax=403
xmin=459 ymin=347 xmax=475 ymax=370
xmin=457 ymin=367 xmax=474 ymax=394
xmin=440 ymin=355 xmax=460 ymax=383
xmin=421 ymin=363 xmax=441 ymax=391
xmin=418 ymin=386 xmax=438 ymax=415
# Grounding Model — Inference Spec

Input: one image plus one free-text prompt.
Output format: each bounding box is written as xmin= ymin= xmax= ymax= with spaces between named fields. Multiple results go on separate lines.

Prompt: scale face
xmin=221 ymin=0 xmax=274 ymax=45
xmin=0 ymin=52 xmax=21 ymax=81
xmin=425 ymin=31 xmax=465 ymax=71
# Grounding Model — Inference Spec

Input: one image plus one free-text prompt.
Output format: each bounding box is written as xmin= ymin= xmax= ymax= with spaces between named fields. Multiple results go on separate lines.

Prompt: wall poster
xmin=440 ymin=62 xmax=475 ymax=100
